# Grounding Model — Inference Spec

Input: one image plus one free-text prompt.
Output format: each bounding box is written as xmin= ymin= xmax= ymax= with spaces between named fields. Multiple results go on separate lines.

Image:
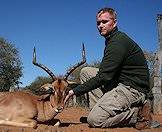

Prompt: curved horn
xmin=64 ymin=43 xmax=86 ymax=80
xmin=32 ymin=47 xmax=57 ymax=81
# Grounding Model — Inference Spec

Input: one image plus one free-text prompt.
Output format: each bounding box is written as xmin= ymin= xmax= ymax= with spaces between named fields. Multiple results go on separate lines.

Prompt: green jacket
xmin=73 ymin=27 xmax=152 ymax=98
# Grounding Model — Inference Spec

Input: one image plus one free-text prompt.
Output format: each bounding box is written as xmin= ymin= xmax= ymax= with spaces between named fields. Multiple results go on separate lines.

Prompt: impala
xmin=0 ymin=44 xmax=86 ymax=128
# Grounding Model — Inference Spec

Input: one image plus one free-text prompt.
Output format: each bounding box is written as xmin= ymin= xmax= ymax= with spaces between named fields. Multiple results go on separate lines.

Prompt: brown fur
xmin=0 ymin=79 xmax=69 ymax=128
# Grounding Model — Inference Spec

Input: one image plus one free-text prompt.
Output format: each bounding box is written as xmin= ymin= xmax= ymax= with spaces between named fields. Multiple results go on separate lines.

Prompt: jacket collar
xmin=105 ymin=26 xmax=118 ymax=40
xmin=105 ymin=27 xmax=118 ymax=46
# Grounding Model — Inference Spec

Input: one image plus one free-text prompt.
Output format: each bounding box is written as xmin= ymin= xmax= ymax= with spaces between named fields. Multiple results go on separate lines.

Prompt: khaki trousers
xmin=80 ymin=67 xmax=146 ymax=128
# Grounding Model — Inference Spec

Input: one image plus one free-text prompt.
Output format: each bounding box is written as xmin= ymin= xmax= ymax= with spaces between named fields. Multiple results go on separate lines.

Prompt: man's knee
xmin=80 ymin=67 xmax=99 ymax=78
xmin=87 ymin=112 xmax=103 ymax=127
xmin=87 ymin=106 xmax=110 ymax=127
xmin=80 ymin=67 xmax=92 ymax=76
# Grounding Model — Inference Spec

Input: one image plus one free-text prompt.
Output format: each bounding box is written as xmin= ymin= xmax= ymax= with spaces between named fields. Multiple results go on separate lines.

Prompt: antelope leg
xmin=0 ymin=118 xmax=37 ymax=128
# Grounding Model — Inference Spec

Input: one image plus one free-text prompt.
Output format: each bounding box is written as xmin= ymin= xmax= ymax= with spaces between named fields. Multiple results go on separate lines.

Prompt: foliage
xmin=88 ymin=60 xmax=101 ymax=68
xmin=143 ymin=50 xmax=156 ymax=76
xmin=0 ymin=38 xmax=23 ymax=91
xmin=143 ymin=50 xmax=157 ymax=88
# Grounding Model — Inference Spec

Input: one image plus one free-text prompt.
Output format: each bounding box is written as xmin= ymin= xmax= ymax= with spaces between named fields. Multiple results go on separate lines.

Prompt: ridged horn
xmin=32 ymin=47 xmax=57 ymax=81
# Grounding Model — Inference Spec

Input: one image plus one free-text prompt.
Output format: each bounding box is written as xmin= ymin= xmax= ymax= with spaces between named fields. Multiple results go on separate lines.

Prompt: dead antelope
xmin=0 ymin=44 xmax=86 ymax=128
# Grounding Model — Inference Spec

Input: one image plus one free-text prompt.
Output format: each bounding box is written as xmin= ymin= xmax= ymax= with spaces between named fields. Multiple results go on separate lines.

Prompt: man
xmin=64 ymin=7 xmax=157 ymax=129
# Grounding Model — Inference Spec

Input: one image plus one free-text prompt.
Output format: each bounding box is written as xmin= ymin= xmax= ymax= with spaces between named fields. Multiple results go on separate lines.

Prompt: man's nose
xmin=98 ymin=22 xmax=104 ymax=28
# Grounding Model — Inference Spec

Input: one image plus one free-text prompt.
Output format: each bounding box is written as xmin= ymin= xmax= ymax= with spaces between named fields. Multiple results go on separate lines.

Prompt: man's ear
xmin=113 ymin=19 xmax=117 ymax=28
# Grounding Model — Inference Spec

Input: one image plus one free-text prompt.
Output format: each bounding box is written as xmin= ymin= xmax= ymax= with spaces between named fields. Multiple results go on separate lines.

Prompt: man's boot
xmin=135 ymin=100 xmax=152 ymax=130
xmin=135 ymin=100 xmax=161 ymax=130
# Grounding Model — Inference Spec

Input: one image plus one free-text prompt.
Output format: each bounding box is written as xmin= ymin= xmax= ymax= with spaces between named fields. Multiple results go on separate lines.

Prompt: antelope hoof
xmin=54 ymin=120 xmax=60 ymax=126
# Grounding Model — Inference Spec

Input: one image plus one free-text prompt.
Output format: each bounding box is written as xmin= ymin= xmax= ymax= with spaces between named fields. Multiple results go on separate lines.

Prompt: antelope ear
xmin=38 ymin=88 xmax=55 ymax=100
xmin=67 ymin=80 xmax=80 ymax=89
xmin=35 ymin=87 xmax=54 ymax=96
xmin=45 ymin=87 xmax=54 ymax=94
xmin=65 ymin=87 xmax=71 ymax=95
xmin=39 ymin=94 xmax=51 ymax=100
xmin=68 ymin=83 xmax=80 ymax=89
xmin=67 ymin=80 xmax=77 ymax=84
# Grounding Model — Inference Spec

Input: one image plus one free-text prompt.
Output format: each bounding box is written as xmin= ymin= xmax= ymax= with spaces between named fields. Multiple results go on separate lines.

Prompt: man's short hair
xmin=97 ymin=7 xmax=117 ymax=20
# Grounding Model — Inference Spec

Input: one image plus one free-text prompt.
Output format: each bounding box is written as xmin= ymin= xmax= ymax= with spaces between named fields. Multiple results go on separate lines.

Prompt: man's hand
xmin=64 ymin=89 xmax=75 ymax=105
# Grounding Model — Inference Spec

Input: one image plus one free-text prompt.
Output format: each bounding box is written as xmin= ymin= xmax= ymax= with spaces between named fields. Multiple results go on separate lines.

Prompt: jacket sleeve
xmin=73 ymin=41 xmax=127 ymax=96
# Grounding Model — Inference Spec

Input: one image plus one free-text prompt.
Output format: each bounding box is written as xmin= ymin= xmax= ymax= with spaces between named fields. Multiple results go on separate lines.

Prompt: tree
xmin=0 ymin=38 xmax=23 ymax=91
xmin=143 ymin=50 xmax=157 ymax=88
xmin=143 ymin=50 xmax=156 ymax=76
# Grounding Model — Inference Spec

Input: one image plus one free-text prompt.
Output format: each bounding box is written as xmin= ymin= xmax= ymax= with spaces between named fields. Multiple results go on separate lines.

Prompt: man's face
xmin=97 ymin=12 xmax=117 ymax=37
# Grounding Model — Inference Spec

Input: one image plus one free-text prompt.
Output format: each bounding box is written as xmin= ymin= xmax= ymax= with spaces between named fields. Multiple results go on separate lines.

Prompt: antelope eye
xmin=48 ymin=87 xmax=55 ymax=93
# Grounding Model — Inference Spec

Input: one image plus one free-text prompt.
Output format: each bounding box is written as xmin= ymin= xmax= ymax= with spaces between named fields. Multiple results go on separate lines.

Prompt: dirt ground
xmin=0 ymin=106 xmax=162 ymax=132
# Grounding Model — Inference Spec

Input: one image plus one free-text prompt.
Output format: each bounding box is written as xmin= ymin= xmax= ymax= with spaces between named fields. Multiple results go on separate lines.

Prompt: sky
xmin=0 ymin=0 xmax=162 ymax=87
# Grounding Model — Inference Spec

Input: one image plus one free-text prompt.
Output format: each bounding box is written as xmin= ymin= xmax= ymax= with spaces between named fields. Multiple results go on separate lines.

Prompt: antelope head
xmin=32 ymin=44 xmax=86 ymax=112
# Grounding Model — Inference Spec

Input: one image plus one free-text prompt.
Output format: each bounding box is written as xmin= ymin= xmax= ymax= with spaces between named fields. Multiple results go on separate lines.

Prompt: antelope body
xmin=0 ymin=44 xmax=86 ymax=128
